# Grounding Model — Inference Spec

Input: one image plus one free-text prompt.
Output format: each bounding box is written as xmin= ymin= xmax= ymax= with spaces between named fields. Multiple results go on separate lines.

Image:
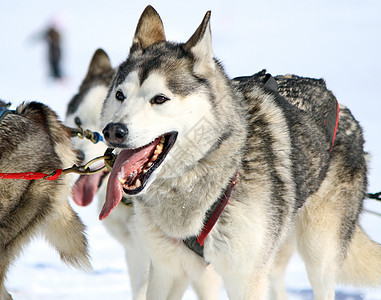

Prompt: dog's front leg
xmin=146 ymin=261 xmax=190 ymax=300
xmin=220 ymin=262 xmax=272 ymax=300
xmin=123 ymin=236 xmax=150 ymax=300
xmin=191 ymin=264 xmax=222 ymax=300
xmin=208 ymin=217 xmax=279 ymax=299
xmin=134 ymin=203 xmax=192 ymax=300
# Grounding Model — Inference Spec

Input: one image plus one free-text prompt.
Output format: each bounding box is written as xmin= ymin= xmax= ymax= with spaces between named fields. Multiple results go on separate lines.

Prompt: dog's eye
xmin=115 ymin=90 xmax=126 ymax=102
xmin=151 ymin=95 xmax=170 ymax=105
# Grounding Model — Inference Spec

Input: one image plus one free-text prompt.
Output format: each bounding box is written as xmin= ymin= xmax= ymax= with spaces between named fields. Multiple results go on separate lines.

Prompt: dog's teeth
xmin=118 ymin=177 xmax=126 ymax=184
xmin=154 ymin=143 xmax=163 ymax=155
xmin=160 ymin=136 xmax=165 ymax=144
xmin=151 ymin=154 xmax=159 ymax=161
xmin=143 ymin=169 xmax=148 ymax=174
xmin=147 ymin=162 xmax=153 ymax=167
xmin=135 ymin=179 xmax=141 ymax=188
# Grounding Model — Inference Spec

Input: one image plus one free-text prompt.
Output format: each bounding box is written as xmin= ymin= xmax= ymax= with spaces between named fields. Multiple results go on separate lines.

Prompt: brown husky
xmin=0 ymin=100 xmax=91 ymax=300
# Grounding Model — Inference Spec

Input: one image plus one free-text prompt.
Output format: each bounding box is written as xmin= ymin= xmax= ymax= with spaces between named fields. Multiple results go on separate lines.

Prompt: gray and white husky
xmin=100 ymin=6 xmax=381 ymax=299
xmin=0 ymin=101 xmax=90 ymax=300
xmin=66 ymin=48 xmax=222 ymax=300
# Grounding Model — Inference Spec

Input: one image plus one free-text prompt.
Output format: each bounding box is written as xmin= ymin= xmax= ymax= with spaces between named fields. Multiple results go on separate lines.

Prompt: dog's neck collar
xmin=183 ymin=171 xmax=239 ymax=258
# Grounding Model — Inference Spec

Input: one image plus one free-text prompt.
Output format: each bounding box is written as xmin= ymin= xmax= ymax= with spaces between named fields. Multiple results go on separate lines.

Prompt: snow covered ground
xmin=1 ymin=0 xmax=381 ymax=299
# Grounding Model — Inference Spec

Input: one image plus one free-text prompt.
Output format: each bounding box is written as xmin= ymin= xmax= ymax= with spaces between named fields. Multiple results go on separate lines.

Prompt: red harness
xmin=183 ymin=172 xmax=238 ymax=257
xmin=0 ymin=169 xmax=63 ymax=181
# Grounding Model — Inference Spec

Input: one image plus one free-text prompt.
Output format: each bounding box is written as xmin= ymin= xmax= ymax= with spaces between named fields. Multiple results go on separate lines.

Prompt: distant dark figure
xmin=45 ymin=26 xmax=62 ymax=79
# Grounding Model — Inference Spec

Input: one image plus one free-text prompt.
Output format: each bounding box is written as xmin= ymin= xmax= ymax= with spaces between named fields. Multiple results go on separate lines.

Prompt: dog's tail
xmin=338 ymin=223 xmax=381 ymax=286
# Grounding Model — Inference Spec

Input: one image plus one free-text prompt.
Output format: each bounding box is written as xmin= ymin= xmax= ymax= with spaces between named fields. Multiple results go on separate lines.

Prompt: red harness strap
xmin=197 ymin=172 xmax=238 ymax=246
xmin=0 ymin=169 xmax=63 ymax=181
xmin=183 ymin=171 xmax=239 ymax=257
xmin=330 ymin=100 xmax=340 ymax=152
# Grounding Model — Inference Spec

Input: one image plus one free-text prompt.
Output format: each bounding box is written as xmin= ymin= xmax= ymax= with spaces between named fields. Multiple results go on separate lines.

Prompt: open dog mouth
xmin=119 ymin=132 xmax=177 ymax=195
xmin=100 ymin=131 xmax=177 ymax=220
xmin=72 ymin=170 xmax=108 ymax=207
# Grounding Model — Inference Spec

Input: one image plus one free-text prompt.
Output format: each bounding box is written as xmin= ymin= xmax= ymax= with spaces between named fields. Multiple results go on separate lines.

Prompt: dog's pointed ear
xmin=86 ymin=48 xmax=112 ymax=78
xmin=183 ymin=11 xmax=214 ymax=75
xmin=132 ymin=5 xmax=166 ymax=51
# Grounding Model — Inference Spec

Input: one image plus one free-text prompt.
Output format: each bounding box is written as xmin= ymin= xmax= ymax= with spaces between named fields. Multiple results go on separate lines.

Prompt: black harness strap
xmin=263 ymin=73 xmax=278 ymax=92
xmin=183 ymin=235 xmax=205 ymax=257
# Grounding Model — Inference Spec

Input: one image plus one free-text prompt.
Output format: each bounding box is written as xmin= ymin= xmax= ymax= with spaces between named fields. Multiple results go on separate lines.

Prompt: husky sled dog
xmin=100 ymin=6 xmax=381 ymax=299
xmin=66 ymin=49 xmax=222 ymax=300
xmin=66 ymin=49 xmax=115 ymax=210
xmin=0 ymin=100 xmax=90 ymax=300
xmin=66 ymin=50 xmax=154 ymax=299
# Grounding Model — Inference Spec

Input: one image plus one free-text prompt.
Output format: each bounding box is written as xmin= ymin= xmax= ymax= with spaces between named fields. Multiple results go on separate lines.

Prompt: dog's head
xmin=66 ymin=49 xmax=114 ymax=207
xmin=100 ymin=6 xmax=229 ymax=219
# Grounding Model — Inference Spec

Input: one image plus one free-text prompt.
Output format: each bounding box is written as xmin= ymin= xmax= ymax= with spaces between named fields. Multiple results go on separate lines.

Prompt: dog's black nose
xmin=103 ymin=123 xmax=128 ymax=144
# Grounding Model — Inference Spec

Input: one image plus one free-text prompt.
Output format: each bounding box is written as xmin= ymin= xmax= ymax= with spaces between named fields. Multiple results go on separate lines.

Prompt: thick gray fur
xmin=100 ymin=6 xmax=381 ymax=299
xmin=0 ymin=101 xmax=91 ymax=300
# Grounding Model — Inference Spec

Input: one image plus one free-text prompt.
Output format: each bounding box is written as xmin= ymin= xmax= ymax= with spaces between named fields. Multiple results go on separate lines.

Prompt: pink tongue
xmin=99 ymin=142 xmax=157 ymax=220
xmin=72 ymin=173 xmax=104 ymax=206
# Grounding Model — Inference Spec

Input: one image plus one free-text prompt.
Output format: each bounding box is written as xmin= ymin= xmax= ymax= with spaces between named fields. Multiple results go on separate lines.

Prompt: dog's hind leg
xmin=295 ymin=155 xmax=367 ymax=300
xmin=296 ymin=200 xmax=338 ymax=300
xmin=268 ymin=233 xmax=295 ymax=300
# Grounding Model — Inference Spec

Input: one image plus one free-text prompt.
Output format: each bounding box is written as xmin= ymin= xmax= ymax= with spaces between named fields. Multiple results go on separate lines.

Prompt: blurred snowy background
xmin=1 ymin=0 xmax=381 ymax=299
